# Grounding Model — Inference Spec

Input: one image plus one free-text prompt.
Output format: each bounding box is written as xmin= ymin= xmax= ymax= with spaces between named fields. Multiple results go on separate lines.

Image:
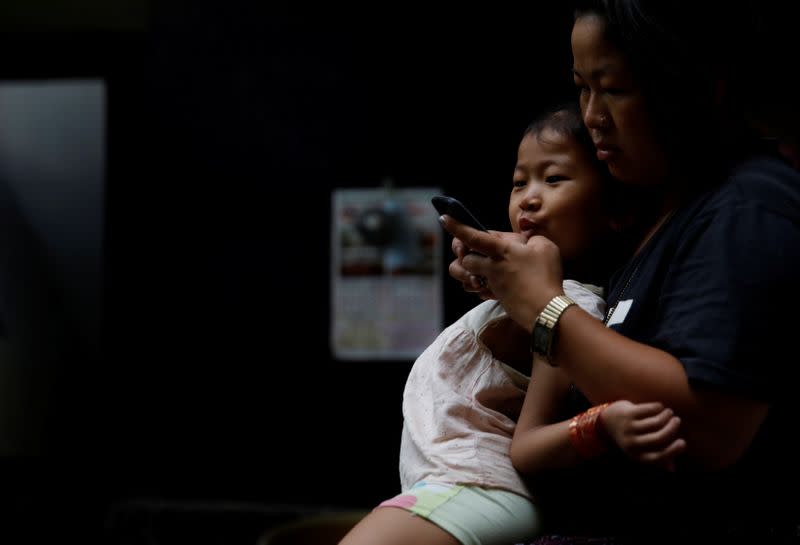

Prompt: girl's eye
xmin=513 ymin=179 xmax=526 ymax=188
xmin=545 ymin=175 xmax=568 ymax=184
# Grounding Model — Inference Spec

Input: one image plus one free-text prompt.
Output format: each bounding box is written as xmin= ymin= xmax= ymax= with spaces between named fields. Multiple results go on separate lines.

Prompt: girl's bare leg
xmin=339 ymin=506 xmax=460 ymax=545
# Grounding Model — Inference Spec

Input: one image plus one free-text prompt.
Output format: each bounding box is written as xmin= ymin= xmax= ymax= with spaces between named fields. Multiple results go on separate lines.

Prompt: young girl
xmin=339 ymin=103 xmax=683 ymax=545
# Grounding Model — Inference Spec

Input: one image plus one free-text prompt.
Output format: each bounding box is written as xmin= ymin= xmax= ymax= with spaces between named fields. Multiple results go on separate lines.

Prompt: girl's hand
xmin=601 ymin=400 xmax=687 ymax=471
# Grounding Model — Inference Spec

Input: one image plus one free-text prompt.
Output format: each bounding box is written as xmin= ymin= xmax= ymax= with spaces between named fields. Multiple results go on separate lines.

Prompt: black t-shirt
xmin=609 ymin=154 xmax=800 ymax=400
xmin=609 ymin=151 xmax=800 ymax=540
xmin=536 ymin=151 xmax=800 ymax=543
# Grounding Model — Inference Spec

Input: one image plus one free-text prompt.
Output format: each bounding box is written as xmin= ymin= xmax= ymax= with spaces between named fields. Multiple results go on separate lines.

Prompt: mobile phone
xmin=431 ymin=195 xmax=488 ymax=232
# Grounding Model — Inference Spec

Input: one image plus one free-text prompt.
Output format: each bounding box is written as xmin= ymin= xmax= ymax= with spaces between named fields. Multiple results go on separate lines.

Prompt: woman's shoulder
xmin=722 ymin=148 xmax=800 ymax=216
xmin=684 ymin=147 xmax=800 ymax=226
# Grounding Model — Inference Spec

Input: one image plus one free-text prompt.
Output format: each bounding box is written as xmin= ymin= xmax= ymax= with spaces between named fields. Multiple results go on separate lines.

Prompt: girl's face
xmin=571 ymin=14 xmax=668 ymax=186
xmin=509 ymin=129 xmax=611 ymax=266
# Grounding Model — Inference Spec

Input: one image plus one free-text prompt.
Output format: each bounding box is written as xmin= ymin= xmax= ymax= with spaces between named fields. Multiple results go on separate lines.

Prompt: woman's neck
xmin=562 ymin=260 xmax=604 ymax=287
xmin=627 ymin=186 xmax=684 ymax=257
xmin=563 ymin=242 xmax=622 ymax=288
xmin=633 ymin=201 xmax=678 ymax=256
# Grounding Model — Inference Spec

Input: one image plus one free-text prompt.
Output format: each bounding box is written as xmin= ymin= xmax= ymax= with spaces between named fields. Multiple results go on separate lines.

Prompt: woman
xmin=442 ymin=1 xmax=800 ymax=543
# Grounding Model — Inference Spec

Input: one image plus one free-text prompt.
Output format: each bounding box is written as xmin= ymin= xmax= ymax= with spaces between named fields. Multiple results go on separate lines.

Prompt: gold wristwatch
xmin=530 ymin=294 xmax=576 ymax=366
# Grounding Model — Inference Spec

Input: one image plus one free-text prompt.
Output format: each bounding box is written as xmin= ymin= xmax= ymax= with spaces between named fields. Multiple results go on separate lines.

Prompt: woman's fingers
xmin=452 ymin=237 xmax=468 ymax=260
xmin=440 ymin=214 xmax=504 ymax=257
xmin=447 ymin=258 xmax=495 ymax=298
xmin=449 ymin=257 xmax=480 ymax=287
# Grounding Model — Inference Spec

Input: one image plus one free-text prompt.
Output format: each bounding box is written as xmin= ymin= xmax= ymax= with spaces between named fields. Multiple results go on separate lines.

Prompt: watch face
xmin=532 ymin=323 xmax=550 ymax=356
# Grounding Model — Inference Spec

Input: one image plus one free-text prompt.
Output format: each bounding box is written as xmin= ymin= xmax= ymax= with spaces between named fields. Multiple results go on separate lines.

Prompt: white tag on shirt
xmin=606 ymin=299 xmax=633 ymax=327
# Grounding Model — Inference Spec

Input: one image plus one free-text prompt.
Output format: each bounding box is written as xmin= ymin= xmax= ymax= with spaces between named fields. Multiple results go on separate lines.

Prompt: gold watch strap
xmin=538 ymin=295 xmax=576 ymax=328
xmin=532 ymin=294 xmax=577 ymax=365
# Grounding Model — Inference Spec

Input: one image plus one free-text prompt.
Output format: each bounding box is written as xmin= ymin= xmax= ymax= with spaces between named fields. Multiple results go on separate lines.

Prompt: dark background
xmin=0 ymin=3 xmax=575 ymax=543
xmin=0 ymin=2 xmax=796 ymax=543
xmin=102 ymin=2 xmax=573 ymax=497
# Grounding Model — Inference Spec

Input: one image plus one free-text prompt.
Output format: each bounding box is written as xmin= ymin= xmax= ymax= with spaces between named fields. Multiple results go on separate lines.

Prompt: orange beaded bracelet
xmin=568 ymin=402 xmax=611 ymax=459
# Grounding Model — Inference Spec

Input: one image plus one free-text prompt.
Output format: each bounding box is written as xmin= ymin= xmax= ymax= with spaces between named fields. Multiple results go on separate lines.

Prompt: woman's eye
xmin=545 ymin=175 xmax=567 ymax=184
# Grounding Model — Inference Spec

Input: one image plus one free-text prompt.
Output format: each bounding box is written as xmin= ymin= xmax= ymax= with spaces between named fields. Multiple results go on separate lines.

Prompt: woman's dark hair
xmin=572 ymin=0 xmax=762 ymax=169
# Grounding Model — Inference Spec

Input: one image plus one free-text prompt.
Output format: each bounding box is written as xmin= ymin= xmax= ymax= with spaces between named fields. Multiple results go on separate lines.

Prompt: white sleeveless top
xmin=398 ymin=280 xmax=606 ymax=498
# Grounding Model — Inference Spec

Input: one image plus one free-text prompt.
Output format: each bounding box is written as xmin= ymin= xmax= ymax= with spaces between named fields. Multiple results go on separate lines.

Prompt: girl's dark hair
xmin=524 ymin=101 xmax=617 ymax=199
xmin=525 ymin=102 xmax=595 ymax=160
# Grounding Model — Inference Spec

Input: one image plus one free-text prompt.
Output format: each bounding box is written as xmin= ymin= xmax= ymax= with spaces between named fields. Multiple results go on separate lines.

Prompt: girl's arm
xmin=510 ymin=357 xmax=580 ymax=472
xmin=511 ymin=357 xmax=687 ymax=475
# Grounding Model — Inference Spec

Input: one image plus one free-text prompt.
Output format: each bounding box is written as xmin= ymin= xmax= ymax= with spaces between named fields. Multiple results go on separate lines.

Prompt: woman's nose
xmin=583 ymin=95 xmax=608 ymax=131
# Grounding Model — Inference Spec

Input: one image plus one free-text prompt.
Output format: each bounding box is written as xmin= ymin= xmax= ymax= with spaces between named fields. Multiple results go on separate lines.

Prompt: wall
xmin=0 ymin=3 xmax=578 ymax=542
xmin=95 ymin=4 xmax=576 ymax=506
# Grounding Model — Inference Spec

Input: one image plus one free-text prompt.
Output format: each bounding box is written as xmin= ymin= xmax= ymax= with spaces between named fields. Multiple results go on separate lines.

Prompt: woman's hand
xmin=441 ymin=214 xmax=564 ymax=330
xmin=601 ymin=400 xmax=687 ymax=471
xmin=449 ymin=236 xmax=495 ymax=299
